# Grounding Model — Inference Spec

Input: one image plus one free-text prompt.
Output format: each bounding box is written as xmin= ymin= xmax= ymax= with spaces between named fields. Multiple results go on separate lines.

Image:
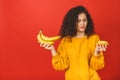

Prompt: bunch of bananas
xmin=37 ymin=30 xmax=109 ymax=46
xmin=97 ymin=41 xmax=109 ymax=45
xmin=37 ymin=30 xmax=61 ymax=45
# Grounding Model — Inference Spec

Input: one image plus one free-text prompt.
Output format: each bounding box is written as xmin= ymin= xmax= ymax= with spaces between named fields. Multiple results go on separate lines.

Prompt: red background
xmin=0 ymin=0 xmax=120 ymax=80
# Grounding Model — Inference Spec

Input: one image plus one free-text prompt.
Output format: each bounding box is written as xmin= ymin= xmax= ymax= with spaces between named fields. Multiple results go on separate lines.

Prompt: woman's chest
xmin=65 ymin=39 xmax=92 ymax=59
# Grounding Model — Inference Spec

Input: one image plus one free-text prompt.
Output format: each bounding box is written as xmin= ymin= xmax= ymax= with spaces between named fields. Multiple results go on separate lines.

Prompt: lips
xmin=80 ymin=27 xmax=85 ymax=29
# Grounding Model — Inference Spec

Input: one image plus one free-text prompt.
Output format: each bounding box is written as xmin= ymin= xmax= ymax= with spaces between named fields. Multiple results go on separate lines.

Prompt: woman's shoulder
xmin=59 ymin=36 xmax=72 ymax=44
xmin=89 ymin=34 xmax=100 ymax=40
xmin=61 ymin=36 xmax=70 ymax=42
xmin=88 ymin=34 xmax=100 ymax=45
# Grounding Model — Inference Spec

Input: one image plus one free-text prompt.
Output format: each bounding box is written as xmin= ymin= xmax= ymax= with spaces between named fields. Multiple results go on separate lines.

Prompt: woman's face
xmin=76 ymin=13 xmax=88 ymax=33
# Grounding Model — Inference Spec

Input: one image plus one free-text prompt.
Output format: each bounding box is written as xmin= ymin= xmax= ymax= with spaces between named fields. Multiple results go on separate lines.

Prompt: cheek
xmin=85 ymin=21 xmax=88 ymax=25
xmin=77 ymin=22 xmax=81 ymax=27
xmin=85 ymin=22 xmax=88 ymax=27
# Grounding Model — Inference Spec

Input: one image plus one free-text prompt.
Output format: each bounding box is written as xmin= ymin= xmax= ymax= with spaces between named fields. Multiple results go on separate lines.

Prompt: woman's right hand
xmin=40 ymin=43 xmax=54 ymax=50
xmin=40 ymin=43 xmax=57 ymax=56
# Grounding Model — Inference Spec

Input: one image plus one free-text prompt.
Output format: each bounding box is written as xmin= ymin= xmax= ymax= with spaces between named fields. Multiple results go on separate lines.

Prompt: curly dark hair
xmin=59 ymin=5 xmax=95 ymax=39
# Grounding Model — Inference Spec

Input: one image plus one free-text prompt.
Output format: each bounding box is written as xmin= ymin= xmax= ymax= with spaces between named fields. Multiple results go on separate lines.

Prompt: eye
xmin=77 ymin=19 xmax=81 ymax=22
xmin=83 ymin=19 xmax=87 ymax=22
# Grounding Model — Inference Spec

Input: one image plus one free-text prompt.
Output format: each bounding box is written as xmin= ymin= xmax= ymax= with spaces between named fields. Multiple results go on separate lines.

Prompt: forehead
xmin=78 ymin=13 xmax=87 ymax=19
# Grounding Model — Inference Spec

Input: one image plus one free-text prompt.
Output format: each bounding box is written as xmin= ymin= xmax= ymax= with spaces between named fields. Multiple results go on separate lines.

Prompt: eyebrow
xmin=78 ymin=18 xmax=87 ymax=20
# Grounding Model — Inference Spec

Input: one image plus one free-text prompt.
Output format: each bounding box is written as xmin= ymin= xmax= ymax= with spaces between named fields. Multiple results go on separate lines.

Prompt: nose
xmin=80 ymin=21 xmax=84 ymax=25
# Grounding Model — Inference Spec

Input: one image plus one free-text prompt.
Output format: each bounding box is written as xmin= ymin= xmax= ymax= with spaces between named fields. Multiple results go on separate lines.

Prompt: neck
xmin=75 ymin=31 xmax=86 ymax=38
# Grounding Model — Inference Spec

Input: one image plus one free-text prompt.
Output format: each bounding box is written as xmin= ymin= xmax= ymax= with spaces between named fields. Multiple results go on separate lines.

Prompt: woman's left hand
xmin=94 ymin=41 xmax=108 ymax=56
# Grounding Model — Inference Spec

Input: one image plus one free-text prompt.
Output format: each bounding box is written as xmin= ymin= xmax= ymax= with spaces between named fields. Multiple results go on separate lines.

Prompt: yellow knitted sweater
xmin=52 ymin=34 xmax=104 ymax=80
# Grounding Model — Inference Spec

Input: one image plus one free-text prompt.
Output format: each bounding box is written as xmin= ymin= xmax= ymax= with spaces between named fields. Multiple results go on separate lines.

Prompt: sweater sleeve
xmin=52 ymin=38 xmax=69 ymax=71
xmin=89 ymin=35 xmax=105 ymax=70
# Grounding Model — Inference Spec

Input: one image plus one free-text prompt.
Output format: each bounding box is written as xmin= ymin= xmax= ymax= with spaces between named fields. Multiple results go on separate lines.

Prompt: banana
xmin=39 ymin=30 xmax=61 ymax=42
xmin=97 ymin=41 xmax=109 ymax=45
xmin=37 ymin=30 xmax=61 ymax=45
xmin=37 ymin=33 xmax=54 ymax=45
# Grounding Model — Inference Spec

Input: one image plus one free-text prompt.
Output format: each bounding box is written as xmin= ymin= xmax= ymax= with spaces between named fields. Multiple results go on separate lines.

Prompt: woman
xmin=40 ymin=5 xmax=108 ymax=80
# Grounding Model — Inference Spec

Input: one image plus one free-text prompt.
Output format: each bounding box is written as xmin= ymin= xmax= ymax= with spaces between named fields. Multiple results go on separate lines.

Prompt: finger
xmin=45 ymin=46 xmax=51 ymax=50
xmin=104 ymin=44 xmax=108 ymax=49
xmin=101 ymin=44 xmax=106 ymax=51
xmin=104 ymin=44 xmax=108 ymax=51
xmin=45 ymin=44 xmax=52 ymax=50
xmin=96 ymin=43 xmax=107 ymax=52
xmin=44 ymin=43 xmax=52 ymax=48
xmin=95 ymin=45 xmax=101 ymax=52
xmin=40 ymin=43 xmax=44 ymax=47
xmin=43 ymin=43 xmax=48 ymax=47
xmin=98 ymin=44 xmax=103 ymax=51
xmin=46 ymin=44 xmax=51 ymax=48
xmin=99 ymin=45 xmax=103 ymax=51
xmin=100 ymin=44 xmax=108 ymax=51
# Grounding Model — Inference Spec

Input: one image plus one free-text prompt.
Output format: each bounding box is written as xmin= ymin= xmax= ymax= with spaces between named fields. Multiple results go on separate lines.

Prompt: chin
xmin=78 ymin=29 xmax=85 ymax=32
